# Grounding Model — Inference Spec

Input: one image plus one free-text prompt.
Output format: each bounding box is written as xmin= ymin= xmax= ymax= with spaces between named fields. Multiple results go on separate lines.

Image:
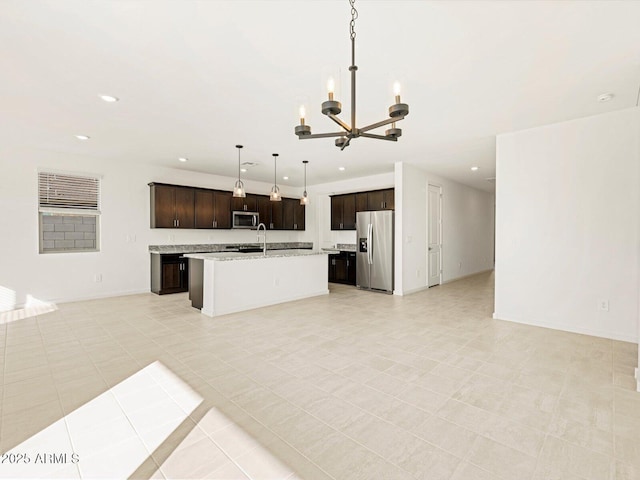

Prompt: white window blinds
xmin=38 ymin=172 xmax=100 ymax=212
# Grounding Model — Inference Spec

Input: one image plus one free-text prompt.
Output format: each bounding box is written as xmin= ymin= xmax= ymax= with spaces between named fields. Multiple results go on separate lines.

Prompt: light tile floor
xmin=1 ymin=272 xmax=639 ymax=479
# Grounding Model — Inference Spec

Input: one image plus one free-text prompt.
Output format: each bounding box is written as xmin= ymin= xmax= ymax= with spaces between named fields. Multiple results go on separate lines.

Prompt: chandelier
xmin=294 ymin=0 xmax=409 ymax=150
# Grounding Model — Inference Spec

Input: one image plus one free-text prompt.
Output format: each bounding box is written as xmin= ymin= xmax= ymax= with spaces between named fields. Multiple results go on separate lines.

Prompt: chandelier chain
xmin=349 ymin=0 xmax=357 ymax=40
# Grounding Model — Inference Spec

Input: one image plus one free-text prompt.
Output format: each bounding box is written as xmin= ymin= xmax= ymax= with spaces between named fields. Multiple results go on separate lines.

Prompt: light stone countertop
xmin=184 ymin=249 xmax=329 ymax=262
xmin=322 ymin=244 xmax=357 ymax=253
xmin=149 ymin=242 xmax=313 ymax=254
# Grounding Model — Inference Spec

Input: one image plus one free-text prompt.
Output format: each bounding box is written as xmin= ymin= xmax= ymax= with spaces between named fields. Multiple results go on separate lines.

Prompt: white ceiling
xmin=1 ymin=0 xmax=639 ymax=192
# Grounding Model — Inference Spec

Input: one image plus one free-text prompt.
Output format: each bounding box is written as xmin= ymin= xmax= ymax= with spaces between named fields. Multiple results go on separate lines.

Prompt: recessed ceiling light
xmin=471 ymin=166 xmax=479 ymax=171
xmin=597 ymin=93 xmax=614 ymax=103
xmin=99 ymin=94 xmax=119 ymax=103
xmin=75 ymin=135 xmax=90 ymax=140
xmin=178 ymin=157 xmax=188 ymax=163
xmin=339 ymin=166 xmax=345 ymax=171
xmin=240 ymin=168 xmax=247 ymax=173
xmin=283 ymin=176 xmax=289 ymax=180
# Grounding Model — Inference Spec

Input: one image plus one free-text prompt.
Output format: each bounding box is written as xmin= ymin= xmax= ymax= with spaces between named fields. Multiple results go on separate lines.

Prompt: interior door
xmin=428 ymin=184 xmax=442 ymax=287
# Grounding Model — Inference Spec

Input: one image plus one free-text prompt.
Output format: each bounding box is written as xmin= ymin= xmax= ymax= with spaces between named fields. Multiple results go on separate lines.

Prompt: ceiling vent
xmin=241 ymin=162 xmax=259 ymax=168
xmin=486 ymin=177 xmax=496 ymax=183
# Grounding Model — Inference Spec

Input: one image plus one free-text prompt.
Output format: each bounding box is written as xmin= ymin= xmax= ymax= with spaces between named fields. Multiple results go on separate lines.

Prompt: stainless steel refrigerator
xmin=356 ymin=210 xmax=394 ymax=293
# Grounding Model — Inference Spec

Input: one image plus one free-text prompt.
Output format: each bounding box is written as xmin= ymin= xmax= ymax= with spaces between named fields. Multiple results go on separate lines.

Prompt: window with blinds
xmin=38 ymin=172 xmax=100 ymax=212
xmin=38 ymin=171 xmax=101 ymax=253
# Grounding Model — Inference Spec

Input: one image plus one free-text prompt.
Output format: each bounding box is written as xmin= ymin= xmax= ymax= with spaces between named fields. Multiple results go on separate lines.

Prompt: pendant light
xmin=300 ymin=160 xmax=309 ymax=205
xmin=269 ymin=153 xmax=281 ymax=201
xmin=233 ymin=144 xmax=246 ymax=198
xmin=294 ymin=0 xmax=409 ymax=150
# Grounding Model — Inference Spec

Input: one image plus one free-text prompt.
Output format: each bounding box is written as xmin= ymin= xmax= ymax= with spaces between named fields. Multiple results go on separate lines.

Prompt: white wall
xmin=429 ymin=173 xmax=496 ymax=284
xmin=394 ymin=162 xmax=495 ymax=295
xmin=495 ymin=107 xmax=640 ymax=342
xmin=395 ymin=162 xmax=427 ymax=294
xmin=0 ymin=148 xmax=307 ymax=307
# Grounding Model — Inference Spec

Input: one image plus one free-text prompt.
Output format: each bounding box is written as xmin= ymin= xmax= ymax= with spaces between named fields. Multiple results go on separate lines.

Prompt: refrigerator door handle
xmin=368 ymin=223 xmax=373 ymax=265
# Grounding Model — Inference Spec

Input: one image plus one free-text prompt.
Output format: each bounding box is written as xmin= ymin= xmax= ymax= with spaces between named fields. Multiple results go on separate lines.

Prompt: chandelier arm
xmin=339 ymin=136 xmax=353 ymax=151
xmin=360 ymin=132 xmax=398 ymax=141
xmin=359 ymin=116 xmax=405 ymax=133
xmin=327 ymin=114 xmax=352 ymax=132
xmin=298 ymin=132 xmax=347 ymax=139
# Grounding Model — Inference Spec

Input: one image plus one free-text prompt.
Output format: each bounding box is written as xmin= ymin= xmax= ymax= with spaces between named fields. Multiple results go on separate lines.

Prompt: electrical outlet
xmin=458 ymin=262 xmax=462 ymax=270
xmin=274 ymin=277 xmax=280 ymax=287
xmin=598 ymin=299 xmax=609 ymax=312
xmin=416 ymin=269 xmax=420 ymax=278
xmin=168 ymin=234 xmax=175 ymax=242
xmin=94 ymin=274 xmax=102 ymax=283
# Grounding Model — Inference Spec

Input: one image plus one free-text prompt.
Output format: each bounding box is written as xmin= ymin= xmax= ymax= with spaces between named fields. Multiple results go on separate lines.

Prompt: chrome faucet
xmin=256 ymin=223 xmax=267 ymax=255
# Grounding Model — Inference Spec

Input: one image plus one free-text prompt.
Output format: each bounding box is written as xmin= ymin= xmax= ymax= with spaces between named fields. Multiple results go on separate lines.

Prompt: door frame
xmin=427 ymin=183 xmax=443 ymax=287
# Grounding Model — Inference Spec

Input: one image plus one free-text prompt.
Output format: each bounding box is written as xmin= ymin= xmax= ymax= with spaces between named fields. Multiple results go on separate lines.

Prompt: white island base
xmin=186 ymin=250 xmax=329 ymax=317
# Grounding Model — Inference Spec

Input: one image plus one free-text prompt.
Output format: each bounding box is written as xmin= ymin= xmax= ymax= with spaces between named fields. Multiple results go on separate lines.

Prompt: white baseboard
xmin=54 ymin=288 xmax=151 ymax=305
xmin=443 ymin=268 xmax=494 ymax=284
xmin=396 ymin=285 xmax=430 ymax=296
xmin=493 ymin=312 xmax=637 ymax=343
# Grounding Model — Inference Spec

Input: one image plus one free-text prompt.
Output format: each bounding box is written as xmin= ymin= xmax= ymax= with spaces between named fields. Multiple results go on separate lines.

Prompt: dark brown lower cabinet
xmin=151 ymin=254 xmax=189 ymax=294
xmin=328 ymin=251 xmax=356 ymax=286
xmin=346 ymin=252 xmax=356 ymax=285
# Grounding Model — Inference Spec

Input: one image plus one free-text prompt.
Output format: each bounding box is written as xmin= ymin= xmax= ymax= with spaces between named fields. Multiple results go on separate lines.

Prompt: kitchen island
xmin=185 ymin=250 xmax=329 ymax=317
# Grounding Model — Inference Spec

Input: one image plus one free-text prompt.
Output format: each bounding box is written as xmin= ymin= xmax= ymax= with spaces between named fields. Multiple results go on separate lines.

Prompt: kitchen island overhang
xmin=185 ymin=250 xmax=329 ymax=317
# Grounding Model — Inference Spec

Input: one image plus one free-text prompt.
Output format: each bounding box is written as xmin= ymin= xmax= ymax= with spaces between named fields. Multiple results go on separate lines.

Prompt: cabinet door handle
xmin=176 ymin=219 xmax=180 ymax=227
xmin=294 ymin=223 xmax=297 ymax=229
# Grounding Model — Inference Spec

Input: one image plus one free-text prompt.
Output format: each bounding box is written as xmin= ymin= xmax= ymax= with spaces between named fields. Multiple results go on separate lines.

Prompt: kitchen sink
xmin=237 ymin=247 xmax=264 ymax=253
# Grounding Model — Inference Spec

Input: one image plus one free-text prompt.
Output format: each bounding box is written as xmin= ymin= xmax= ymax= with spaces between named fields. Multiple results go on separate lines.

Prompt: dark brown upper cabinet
xmin=283 ymin=197 xmax=305 ymax=230
xmin=331 ymin=193 xmax=356 ymax=230
xmin=367 ymin=188 xmax=394 ymax=210
xmin=330 ymin=188 xmax=394 ymax=230
xmin=150 ymin=183 xmax=303 ymax=230
xmin=194 ymin=189 xmax=232 ymax=229
xmin=257 ymin=195 xmax=283 ymax=230
xmin=149 ymin=183 xmax=195 ymax=229
xmin=231 ymin=194 xmax=257 ymax=212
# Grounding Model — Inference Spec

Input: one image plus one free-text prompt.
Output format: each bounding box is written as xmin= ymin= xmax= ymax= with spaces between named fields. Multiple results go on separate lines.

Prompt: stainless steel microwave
xmin=232 ymin=211 xmax=259 ymax=229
